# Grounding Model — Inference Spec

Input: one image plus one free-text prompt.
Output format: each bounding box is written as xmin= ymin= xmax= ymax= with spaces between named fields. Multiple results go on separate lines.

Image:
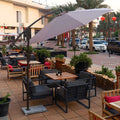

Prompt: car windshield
xmin=93 ymin=41 xmax=102 ymax=44
xmin=101 ymin=41 xmax=107 ymax=43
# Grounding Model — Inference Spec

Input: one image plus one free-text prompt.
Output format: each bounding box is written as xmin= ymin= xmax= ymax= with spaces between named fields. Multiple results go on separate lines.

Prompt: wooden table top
xmin=9 ymin=55 xmax=25 ymax=58
xmin=45 ymin=72 xmax=77 ymax=80
xmin=19 ymin=60 xmax=40 ymax=64
xmin=109 ymin=101 xmax=120 ymax=112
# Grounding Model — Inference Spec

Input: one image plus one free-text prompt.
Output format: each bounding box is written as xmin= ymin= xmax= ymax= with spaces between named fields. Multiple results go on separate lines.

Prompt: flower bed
xmin=88 ymin=70 xmax=117 ymax=90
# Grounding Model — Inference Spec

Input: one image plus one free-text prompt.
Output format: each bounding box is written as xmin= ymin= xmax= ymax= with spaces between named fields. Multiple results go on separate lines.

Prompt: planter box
xmin=61 ymin=64 xmax=75 ymax=74
xmin=88 ymin=70 xmax=117 ymax=90
xmin=55 ymin=58 xmax=65 ymax=70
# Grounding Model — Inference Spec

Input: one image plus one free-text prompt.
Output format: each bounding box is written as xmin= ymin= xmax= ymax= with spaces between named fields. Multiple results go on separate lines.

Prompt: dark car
xmin=107 ymin=41 xmax=120 ymax=54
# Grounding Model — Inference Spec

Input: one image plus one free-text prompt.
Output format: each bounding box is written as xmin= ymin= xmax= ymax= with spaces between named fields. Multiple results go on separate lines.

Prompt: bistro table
xmin=19 ymin=60 xmax=40 ymax=65
xmin=45 ymin=72 xmax=77 ymax=81
xmin=109 ymin=101 xmax=120 ymax=112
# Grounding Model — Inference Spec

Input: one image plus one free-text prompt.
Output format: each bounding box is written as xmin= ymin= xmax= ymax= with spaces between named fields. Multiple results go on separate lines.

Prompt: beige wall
xmin=0 ymin=0 xmax=49 ymax=37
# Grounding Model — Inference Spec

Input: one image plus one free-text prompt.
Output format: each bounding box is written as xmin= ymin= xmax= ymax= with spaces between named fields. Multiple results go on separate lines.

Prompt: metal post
xmin=26 ymin=28 xmax=31 ymax=110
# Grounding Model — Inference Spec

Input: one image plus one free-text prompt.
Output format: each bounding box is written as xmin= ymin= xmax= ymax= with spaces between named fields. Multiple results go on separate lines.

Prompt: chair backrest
xmin=28 ymin=64 xmax=44 ymax=79
xmin=88 ymin=110 xmax=106 ymax=120
xmin=101 ymin=89 xmax=120 ymax=115
xmin=41 ymin=69 xmax=58 ymax=75
xmin=1 ymin=57 xmax=7 ymax=66
xmin=65 ymin=81 xmax=88 ymax=101
xmin=23 ymin=76 xmax=34 ymax=95
xmin=0 ymin=52 xmax=3 ymax=57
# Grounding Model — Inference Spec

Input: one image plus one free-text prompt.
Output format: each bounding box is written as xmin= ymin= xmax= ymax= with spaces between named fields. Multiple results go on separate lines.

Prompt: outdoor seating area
xmin=0 ymin=46 xmax=120 ymax=120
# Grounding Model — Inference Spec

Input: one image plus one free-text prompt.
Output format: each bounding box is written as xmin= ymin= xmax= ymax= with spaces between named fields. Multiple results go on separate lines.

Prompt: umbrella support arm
xmin=20 ymin=8 xmax=63 ymax=111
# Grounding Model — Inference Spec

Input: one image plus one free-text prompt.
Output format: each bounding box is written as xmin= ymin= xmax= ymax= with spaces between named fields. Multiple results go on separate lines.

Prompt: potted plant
xmin=92 ymin=65 xmax=116 ymax=90
xmin=115 ymin=66 xmax=120 ymax=76
xmin=37 ymin=49 xmax=50 ymax=64
xmin=55 ymin=54 xmax=65 ymax=63
xmin=70 ymin=53 xmax=92 ymax=74
xmin=2 ymin=45 xmax=7 ymax=56
xmin=0 ymin=93 xmax=11 ymax=117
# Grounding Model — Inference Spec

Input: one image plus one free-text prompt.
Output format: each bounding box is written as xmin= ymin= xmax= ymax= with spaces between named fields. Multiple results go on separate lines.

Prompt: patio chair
xmin=22 ymin=76 xmax=54 ymax=105
xmin=88 ymin=110 xmax=120 ymax=120
xmin=39 ymin=69 xmax=61 ymax=88
xmin=76 ymin=71 xmax=96 ymax=97
xmin=101 ymin=89 xmax=120 ymax=120
xmin=55 ymin=81 xmax=90 ymax=113
xmin=1 ymin=57 xmax=7 ymax=69
xmin=7 ymin=64 xmax=23 ymax=80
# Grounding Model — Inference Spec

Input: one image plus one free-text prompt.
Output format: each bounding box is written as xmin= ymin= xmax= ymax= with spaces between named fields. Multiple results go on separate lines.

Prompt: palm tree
xmin=76 ymin=0 xmax=108 ymax=52
xmin=114 ymin=12 xmax=120 ymax=41
xmin=48 ymin=2 xmax=77 ymax=47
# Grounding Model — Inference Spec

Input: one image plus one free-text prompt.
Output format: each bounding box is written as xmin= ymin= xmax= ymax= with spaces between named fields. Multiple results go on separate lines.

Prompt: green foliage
xmin=2 ymin=45 xmax=6 ymax=55
xmin=115 ymin=66 xmax=120 ymax=72
xmin=37 ymin=49 xmax=50 ymax=58
xmin=23 ymin=46 xmax=33 ymax=52
xmin=70 ymin=53 xmax=92 ymax=67
xmin=0 ymin=93 xmax=10 ymax=104
xmin=70 ymin=53 xmax=92 ymax=73
xmin=68 ymin=49 xmax=80 ymax=51
xmin=95 ymin=65 xmax=115 ymax=78
xmin=55 ymin=54 xmax=64 ymax=59
xmin=70 ymin=55 xmax=79 ymax=67
xmin=83 ymin=51 xmax=99 ymax=54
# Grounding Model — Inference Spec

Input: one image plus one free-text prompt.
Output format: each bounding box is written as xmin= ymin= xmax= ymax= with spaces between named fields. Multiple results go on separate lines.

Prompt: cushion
xmin=105 ymin=96 xmax=120 ymax=109
xmin=8 ymin=64 xmax=13 ymax=72
xmin=44 ymin=62 xmax=51 ymax=69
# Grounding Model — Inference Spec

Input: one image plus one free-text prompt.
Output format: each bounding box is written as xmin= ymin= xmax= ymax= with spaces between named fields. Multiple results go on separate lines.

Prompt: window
xmin=16 ymin=11 xmax=21 ymax=23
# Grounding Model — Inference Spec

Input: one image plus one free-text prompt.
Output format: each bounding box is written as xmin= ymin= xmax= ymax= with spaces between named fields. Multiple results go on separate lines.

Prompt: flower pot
xmin=0 ymin=98 xmax=11 ymax=117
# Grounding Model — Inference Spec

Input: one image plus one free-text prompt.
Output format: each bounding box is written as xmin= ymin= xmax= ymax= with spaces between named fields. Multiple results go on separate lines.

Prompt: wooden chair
xmin=101 ymin=89 xmax=120 ymax=120
xmin=7 ymin=64 xmax=23 ymax=80
xmin=28 ymin=64 xmax=44 ymax=79
xmin=89 ymin=110 xmax=120 ymax=120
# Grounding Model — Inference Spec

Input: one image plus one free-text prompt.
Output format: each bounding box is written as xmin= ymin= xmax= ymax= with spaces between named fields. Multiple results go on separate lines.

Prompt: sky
xmin=33 ymin=0 xmax=120 ymax=12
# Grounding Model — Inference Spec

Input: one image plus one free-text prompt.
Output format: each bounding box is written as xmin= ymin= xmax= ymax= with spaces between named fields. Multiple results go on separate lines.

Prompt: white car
xmin=86 ymin=40 xmax=107 ymax=52
xmin=79 ymin=40 xmax=87 ymax=49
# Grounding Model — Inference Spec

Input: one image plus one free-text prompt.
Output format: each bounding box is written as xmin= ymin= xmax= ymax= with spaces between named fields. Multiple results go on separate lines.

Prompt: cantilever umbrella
xmin=30 ymin=8 xmax=112 ymax=44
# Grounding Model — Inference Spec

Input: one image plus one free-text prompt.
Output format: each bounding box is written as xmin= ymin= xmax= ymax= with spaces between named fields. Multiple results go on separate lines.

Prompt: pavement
xmin=0 ymin=41 xmax=119 ymax=120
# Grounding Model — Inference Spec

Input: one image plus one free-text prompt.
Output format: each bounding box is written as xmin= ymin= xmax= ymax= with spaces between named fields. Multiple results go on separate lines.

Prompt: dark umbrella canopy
xmin=30 ymin=8 xmax=112 ymax=44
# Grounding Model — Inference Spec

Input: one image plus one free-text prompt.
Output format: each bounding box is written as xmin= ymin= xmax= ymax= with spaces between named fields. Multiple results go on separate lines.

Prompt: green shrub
xmin=70 ymin=53 xmax=92 ymax=73
xmin=55 ymin=54 xmax=64 ymax=59
xmin=2 ymin=45 xmax=6 ymax=55
xmin=0 ymin=93 xmax=10 ymax=104
xmin=95 ymin=65 xmax=115 ymax=78
xmin=115 ymin=66 xmax=120 ymax=72
xmin=83 ymin=51 xmax=99 ymax=54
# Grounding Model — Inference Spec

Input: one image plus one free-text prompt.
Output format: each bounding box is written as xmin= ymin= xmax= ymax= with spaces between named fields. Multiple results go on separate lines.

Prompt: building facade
xmin=0 ymin=0 xmax=50 ymax=40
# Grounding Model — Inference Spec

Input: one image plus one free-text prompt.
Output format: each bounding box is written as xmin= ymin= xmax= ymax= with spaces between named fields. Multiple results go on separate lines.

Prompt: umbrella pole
xmin=26 ymin=28 xmax=31 ymax=110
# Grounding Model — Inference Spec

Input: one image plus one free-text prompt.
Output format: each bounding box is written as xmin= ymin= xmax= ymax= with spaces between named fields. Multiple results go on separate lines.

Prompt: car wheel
xmin=86 ymin=46 xmax=88 ymax=50
xmin=103 ymin=50 xmax=106 ymax=52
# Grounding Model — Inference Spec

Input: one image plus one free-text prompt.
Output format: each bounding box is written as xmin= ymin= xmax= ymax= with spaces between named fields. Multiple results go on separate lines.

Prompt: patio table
xmin=45 ymin=72 xmax=77 ymax=81
xmin=19 ymin=60 xmax=40 ymax=65
xmin=109 ymin=101 xmax=120 ymax=112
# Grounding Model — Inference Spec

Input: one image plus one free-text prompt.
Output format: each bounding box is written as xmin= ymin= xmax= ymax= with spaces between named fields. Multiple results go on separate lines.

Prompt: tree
xmin=114 ymin=12 xmax=120 ymax=41
xmin=76 ymin=0 xmax=108 ymax=52
xmin=48 ymin=2 xmax=77 ymax=48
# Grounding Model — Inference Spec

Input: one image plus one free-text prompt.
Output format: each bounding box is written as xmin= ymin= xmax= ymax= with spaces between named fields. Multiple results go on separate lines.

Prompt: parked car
xmin=107 ymin=41 xmax=120 ymax=54
xmin=79 ymin=40 xmax=87 ymax=49
xmin=100 ymin=40 xmax=108 ymax=46
xmin=86 ymin=40 xmax=107 ymax=52
xmin=69 ymin=38 xmax=80 ymax=47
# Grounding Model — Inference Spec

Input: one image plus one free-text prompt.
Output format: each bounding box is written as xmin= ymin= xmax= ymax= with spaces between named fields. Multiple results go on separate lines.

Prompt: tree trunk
xmin=61 ymin=34 xmax=64 ymax=47
xmin=89 ymin=21 xmax=93 ymax=52
xmin=72 ymin=29 xmax=75 ymax=47
xmin=57 ymin=35 xmax=60 ymax=45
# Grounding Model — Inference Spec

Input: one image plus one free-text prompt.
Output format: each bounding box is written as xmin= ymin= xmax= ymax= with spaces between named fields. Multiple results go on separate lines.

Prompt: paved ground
xmin=0 ymin=68 xmax=103 ymax=120
xmin=0 ymin=41 xmax=119 ymax=120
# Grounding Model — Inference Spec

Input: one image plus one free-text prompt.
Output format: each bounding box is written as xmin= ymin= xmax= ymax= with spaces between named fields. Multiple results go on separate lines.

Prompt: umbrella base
xmin=22 ymin=105 xmax=47 ymax=115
